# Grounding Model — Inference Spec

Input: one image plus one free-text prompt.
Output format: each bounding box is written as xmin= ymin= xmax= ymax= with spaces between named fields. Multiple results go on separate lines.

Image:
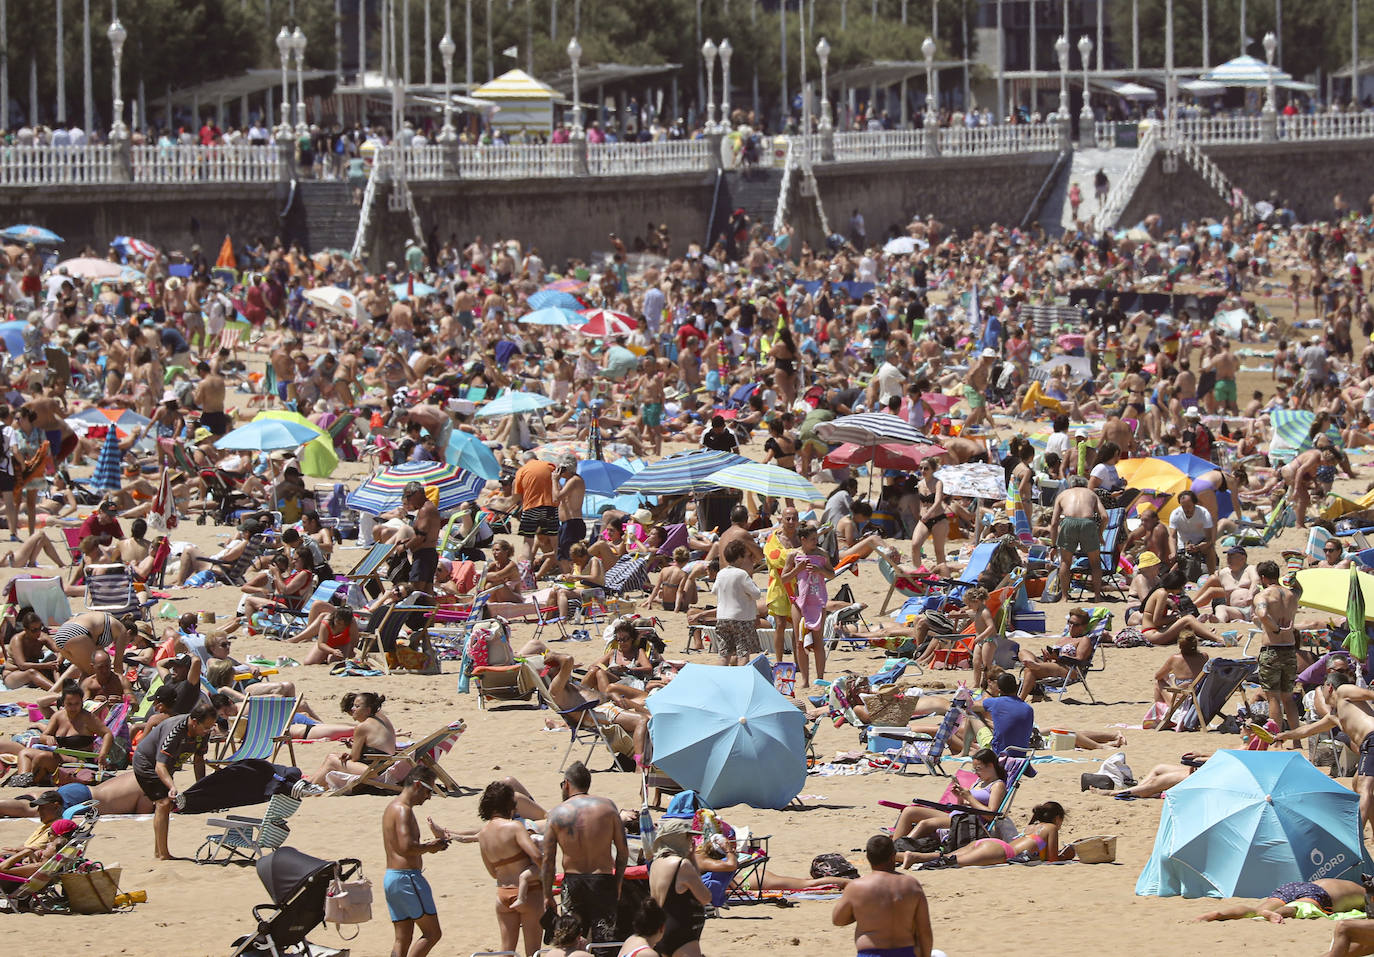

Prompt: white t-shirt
xmin=714 ymin=566 xmax=761 ymax=621
xmin=1090 ymin=462 xmax=1123 ymax=491
xmin=874 ymin=362 xmax=904 ymax=404
xmin=1169 ymin=506 xmax=1213 ymax=548
xmin=1044 ymin=432 xmax=1071 ymax=458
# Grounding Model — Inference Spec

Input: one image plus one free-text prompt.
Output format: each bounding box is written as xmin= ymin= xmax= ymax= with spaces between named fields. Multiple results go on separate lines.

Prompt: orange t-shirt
xmin=513 ymin=460 xmax=557 ymax=509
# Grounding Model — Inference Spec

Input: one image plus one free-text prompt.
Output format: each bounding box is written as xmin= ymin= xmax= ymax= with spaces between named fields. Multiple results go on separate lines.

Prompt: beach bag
xmin=1070 ymin=835 xmax=1118 ymax=864
xmin=942 ymin=813 xmax=983 ymax=853
xmin=604 ymin=555 xmax=649 ymax=595
xmin=325 ymin=868 xmax=373 ymax=936
xmin=809 ymin=853 xmax=860 ymax=880
xmin=451 ymin=559 xmax=478 ymax=593
xmin=60 ymin=866 xmax=122 ymax=914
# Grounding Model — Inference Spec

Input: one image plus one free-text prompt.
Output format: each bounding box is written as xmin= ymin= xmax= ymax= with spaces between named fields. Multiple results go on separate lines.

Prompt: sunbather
xmin=1099 ymin=752 xmax=1213 ymax=798
xmin=1017 ymin=607 xmax=1097 ymax=700
xmin=889 ymin=748 xmax=1007 ymax=844
xmin=0 ymin=529 xmax=70 ymax=569
xmin=1194 ymin=877 xmax=1369 ymax=922
xmin=1138 ymin=569 xmax=1223 ymax=646
xmin=7 ymin=682 xmax=115 ymax=788
xmin=307 ymin=691 xmax=397 ymax=786
xmin=1153 ymin=633 xmax=1211 ymax=711
xmin=0 ymin=800 xmax=79 ymax=879
xmin=543 ymin=651 xmax=649 ymax=765
xmin=899 ymin=800 xmax=1075 ymax=869
xmin=3 ymin=610 xmax=60 ymax=691
xmin=0 ymin=774 xmax=155 ymax=818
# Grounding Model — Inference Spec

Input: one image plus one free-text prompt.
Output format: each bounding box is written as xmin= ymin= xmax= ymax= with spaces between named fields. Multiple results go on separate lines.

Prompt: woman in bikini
xmin=308 ymin=691 xmax=396 ymax=786
xmin=898 ymin=801 xmax=1076 ymax=869
xmin=300 ymin=606 xmax=358 ymax=666
xmin=239 ymin=548 xmax=316 ymax=615
xmin=1139 ymin=569 xmax=1222 ymax=646
xmin=909 ymin=459 xmax=948 ymax=566
xmin=890 ymin=748 xmax=1007 ymax=844
xmin=474 ymin=780 xmax=544 ymax=956
xmin=4 ymin=610 xmax=59 ymax=690
xmin=9 ymin=682 xmax=115 ymax=787
xmin=586 ymin=629 xmax=655 ymax=696
xmin=648 ymin=547 xmax=697 ymax=612
xmin=50 ymin=610 xmax=134 ymax=681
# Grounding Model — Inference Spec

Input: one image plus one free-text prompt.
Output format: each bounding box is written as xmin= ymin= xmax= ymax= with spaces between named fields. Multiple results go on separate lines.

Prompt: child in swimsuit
xmin=783 ymin=523 xmax=833 ymax=687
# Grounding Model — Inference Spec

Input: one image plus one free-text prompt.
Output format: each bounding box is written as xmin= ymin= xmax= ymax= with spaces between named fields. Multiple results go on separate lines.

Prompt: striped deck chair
xmin=327 ymin=720 xmax=467 ymax=796
xmin=927 ymin=583 xmax=1014 ymax=670
xmin=0 ymin=810 xmax=99 ymax=912
xmin=195 ymin=793 xmax=302 ymax=865
xmin=44 ymin=698 xmax=134 ymax=778
xmin=84 ymin=564 xmax=145 ymax=617
xmin=211 ymin=695 xmax=300 ymax=767
xmin=1066 ymin=508 xmax=1128 ymax=601
xmin=200 ymin=534 xmax=270 ymax=587
xmin=889 ymin=698 xmax=967 ymax=775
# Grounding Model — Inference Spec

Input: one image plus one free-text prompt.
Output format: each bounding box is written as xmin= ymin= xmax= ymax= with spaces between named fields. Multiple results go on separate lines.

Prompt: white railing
xmin=1278 ymin=112 xmax=1374 ymax=141
xmin=937 ymin=123 xmax=1058 ymax=155
xmin=587 ymin=139 xmax=712 ymax=175
xmin=130 ymin=144 xmax=281 ymax=184
xmin=772 ymin=140 xmax=795 ymax=237
xmin=456 ymin=143 xmax=577 ymax=179
xmin=832 ymin=129 xmax=929 ymax=161
xmin=0 ymin=144 xmax=115 ymax=185
xmin=1174 ymin=115 xmax=1265 ymax=144
xmin=1094 ymin=120 xmax=1117 ymax=149
xmin=400 ymin=144 xmax=448 ymax=180
xmin=1092 ymin=124 xmax=1159 ymax=231
xmin=350 ymin=159 xmax=380 ymax=261
xmin=1176 ymin=136 xmax=1257 ymax=220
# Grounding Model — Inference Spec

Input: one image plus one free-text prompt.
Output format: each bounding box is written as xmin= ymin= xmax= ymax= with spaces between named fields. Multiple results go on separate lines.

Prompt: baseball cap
xmin=1136 ymin=551 xmax=1161 ymax=568
xmin=26 ymin=790 xmax=63 ymax=807
xmin=99 ymin=498 xmax=118 ymax=512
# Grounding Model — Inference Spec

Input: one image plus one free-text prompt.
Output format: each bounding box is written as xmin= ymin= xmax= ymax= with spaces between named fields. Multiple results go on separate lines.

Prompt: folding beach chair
xmin=195 ymin=793 xmax=302 ymax=865
xmin=345 ymin=540 xmax=398 ymax=597
xmin=11 ymin=575 xmax=72 ymax=626
xmin=200 ymin=534 xmax=271 ymax=587
xmin=1156 ymin=656 xmax=1259 ymax=732
xmin=0 ymin=806 xmax=100 ymax=913
xmin=879 ymin=698 xmax=966 ymax=775
xmin=212 ymin=695 xmax=301 ymax=767
xmin=1032 ymin=608 xmax=1113 ymax=704
xmin=877 ymin=556 xmax=935 ymax=615
xmin=464 ymin=619 xmax=537 ymax=710
xmin=327 ymin=720 xmax=468 ymax=796
xmin=528 ymin=666 xmax=633 ymax=771
xmin=1066 ymin=508 xmax=1128 ymax=601
xmin=84 ymin=563 xmax=146 ymax=617
xmin=1220 ymin=493 xmax=1292 ymax=549
xmin=894 ymin=746 xmax=1038 ymax=844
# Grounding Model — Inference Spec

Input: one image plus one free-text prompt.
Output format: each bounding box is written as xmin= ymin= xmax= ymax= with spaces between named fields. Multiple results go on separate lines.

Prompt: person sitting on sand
xmin=3 ymin=610 xmax=60 ymax=691
xmin=7 ymin=681 xmax=115 ymax=788
xmin=1194 ymin=877 xmax=1370 ymax=922
xmin=297 ymin=605 xmax=359 ymax=666
xmin=1138 ymin=569 xmax=1222 ymax=646
xmin=308 ymin=691 xmax=397 ymax=787
xmin=1152 ymin=633 xmax=1210 ymax=721
xmin=647 ymin=547 xmax=699 ymax=612
xmin=899 ymin=800 xmax=1076 ymax=869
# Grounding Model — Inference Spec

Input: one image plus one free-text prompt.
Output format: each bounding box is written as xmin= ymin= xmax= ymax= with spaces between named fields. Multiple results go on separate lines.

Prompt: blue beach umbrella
xmin=583 ymin=457 xmax=653 ymax=520
xmin=0 ymin=321 xmax=27 ymax=355
xmin=518 ymin=306 xmax=584 ymax=326
xmin=91 ymin=426 xmax=123 ymax=492
xmin=215 ymin=419 xmax=323 ymax=452
xmin=616 ymin=450 xmax=750 ymax=496
xmin=528 ymin=289 xmax=583 ymax=311
xmin=646 ymin=663 xmax=807 ymax=809
xmin=473 ymin=391 xmax=555 ymax=418
xmin=445 ymin=429 xmax=502 ymax=480
xmin=346 ymin=460 xmax=485 ymax=515
xmin=391 ymin=281 xmax=437 ymax=300
xmin=0 ymin=224 xmax=62 ymax=245
xmin=577 ymin=459 xmax=632 ymax=496
xmin=1136 ymin=749 xmax=1364 ymax=899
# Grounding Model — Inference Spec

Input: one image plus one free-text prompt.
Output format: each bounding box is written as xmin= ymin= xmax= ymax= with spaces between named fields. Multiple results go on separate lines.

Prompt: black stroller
xmin=230 ymin=847 xmax=362 ymax=957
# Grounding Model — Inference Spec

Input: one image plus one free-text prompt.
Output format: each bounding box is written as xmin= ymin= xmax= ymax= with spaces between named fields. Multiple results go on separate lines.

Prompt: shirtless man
xmin=832 ymin=835 xmax=934 ymax=957
xmin=1048 ymin=477 xmax=1110 ymax=602
xmin=962 ymin=349 xmax=994 ymax=432
xmin=1207 ymin=341 xmax=1241 ymax=414
xmin=185 ymin=274 xmax=207 ymax=355
xmin=79 ymin=650 xmax=131 ymax=703
xmin=269 ymin=340 xmax=295 ymax=403
xmin=406 ymin=403 xmax=451 ymax=459
xmin=1251 ymin=559 xmax=1302 ymax=740
xmin=1123 ymin=507 xmax=1172 ymax=567
xmin=0 ymin=771 xmax=155 ymax=818
xmin=541 ymin=761 xmax=629 ymax=945
xmin=452 ymin=281 xmax=480 ymax=333
xmin=554 ymin=454 xmax=587 ymax=568
xmin=707 ymin=505 xmax=764 ymax=567
xmin=402 ymin=481 xmax=442 ymax=592
xmin=1278 ymin=682 xmax=1374 ymax=841
xmin=23 ymin=384 xmax=72 ymax=467
xmin=193 ymin=360 xmax=228 ymax=436
xmin=1194 ymin=878 xmax=1371 ymax=923
xmin=382 ymin=766 xmax=451 ymax=957
xmin=544 ymin=651 xmax=649 ymax=760
xmin=638 ymin=359 xmax=667 ymax=457
xmin=1100 ymin=414 xmax=1135 ymax=458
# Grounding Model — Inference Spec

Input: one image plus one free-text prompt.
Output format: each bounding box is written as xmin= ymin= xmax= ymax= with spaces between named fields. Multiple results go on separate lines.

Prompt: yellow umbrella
xmin=1295 ymin=567 xmax=1374 ymax=616
xmin=1115 ymin=457 xmax=1196 ymax=495
xmin=252 ymin=410 xmax=338 ymax=478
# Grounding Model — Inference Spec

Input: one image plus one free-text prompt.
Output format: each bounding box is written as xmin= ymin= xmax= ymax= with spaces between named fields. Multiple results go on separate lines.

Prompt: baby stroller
xmin=231 ymin=846 xmax=363 ymax=957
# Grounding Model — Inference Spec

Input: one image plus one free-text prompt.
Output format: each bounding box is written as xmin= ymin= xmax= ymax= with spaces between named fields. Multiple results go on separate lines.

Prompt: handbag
xmin=325 ymin=868 xmax=373 ymax=938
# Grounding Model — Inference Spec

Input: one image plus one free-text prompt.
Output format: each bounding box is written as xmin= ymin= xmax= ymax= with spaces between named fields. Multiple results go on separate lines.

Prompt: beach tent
xmin=1136 ymin=750 xmax=1364 ymax=899
xmin=471 ymin=69 xmax=557 ymax=135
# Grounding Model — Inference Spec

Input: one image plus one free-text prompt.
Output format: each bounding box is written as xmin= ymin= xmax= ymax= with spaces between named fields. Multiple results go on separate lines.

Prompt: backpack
xmin=810 ymin=853 xmax=860 ymax=880
xmin=942 ymin=813 xmax=983 ymax=853
xmin=463 ymin=619 xmax=511 ymax=674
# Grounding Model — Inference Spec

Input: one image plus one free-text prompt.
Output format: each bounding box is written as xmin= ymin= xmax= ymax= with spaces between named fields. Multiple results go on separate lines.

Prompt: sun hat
xmin=1136 ymin=551 xmax=1161 ymax=569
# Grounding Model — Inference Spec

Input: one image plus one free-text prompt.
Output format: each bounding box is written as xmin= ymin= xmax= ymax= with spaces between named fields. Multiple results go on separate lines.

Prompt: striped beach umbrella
xmin=67 ymin=407 xmax=153 ymax=439
xmin=617 ymin=450 xmax=750 ymax=496
xmin=814 ymin=412 xmax=934 ymax=447
xmin=1269 ymin=409 xmax=1340 ymax=455
xmin=708 ymin=461 xmax=824 ymax=502
xmin=345 ymin=461 xmax=486 ymax=515
xmin=91 ymin=426 xmax=123 ymax=492
xmin=576 ymin=308 xmax=637 ymax=338
xmin=527 ymin=290 xmax=583 ymax=311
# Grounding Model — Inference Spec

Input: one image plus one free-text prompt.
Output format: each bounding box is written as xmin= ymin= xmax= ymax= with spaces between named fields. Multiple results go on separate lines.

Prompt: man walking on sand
xmin=542 ymin=761 xmax=628 ymax=944
xmin=833 ymin=834 xmax=934 ymax=957
xmin=382 ymin=766 xmax=452 ymax=957
xmin=1048 ymin=476 xmax=1110 ymax=602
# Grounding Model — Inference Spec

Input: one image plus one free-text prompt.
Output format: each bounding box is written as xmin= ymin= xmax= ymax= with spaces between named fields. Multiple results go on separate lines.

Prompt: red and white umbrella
xmin=576 ymin=308 xmax=637 ymax=338
xmin=823 ymin=442 xmax=947 ymax=471
xmin=123 ymin=237 xmax=158 ymax=260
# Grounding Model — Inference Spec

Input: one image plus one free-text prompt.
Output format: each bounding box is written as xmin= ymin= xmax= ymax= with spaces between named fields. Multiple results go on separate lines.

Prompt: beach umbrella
xmin=391 ymin=281 xmax=437 ymax=300
xmin=253 ymin=411 xmax=338 ymax=478
xmin=823 ymin=441 xmax=946 ymax=471
xmin=147 ymin=469 xmax=178 ymax=535
xmin=111 ymin=235 xmax=158 ymax=261
xmin=346 ymin=460 xmax=485 ymax=515
xmin=1296 ymin=567 xmax=1374 ymax=616
xmin=1348 ymin=563 xmax=1369 ymax=662
xmin=882 ymin=236 xmax=921 ymax=255
xmin=583 ymin=457 xmax=654 ymax=520
xmin=1030 ymin=354 xmax=1094 ymax=385
xmin=90 ymin=427 xmax=123 ymax=492
xmin=577 ymin=308 xmax=637 ymax=338
xmin=1200 ymin=53 xmax=1293 ymax=88
xmin=518 ymin=306 xmax=584 ymax=327
xmin=215 ymin=418 xmax=323 ymax=452
xmin=543 ymin=277 xmax=587 ymax=293
xmin=815 ymin=412 xmax=934 ymax=447
xmin=921 ymin=392 xmax=961 ymax=416
xmin=537 ymin=441 xmax=586 ymax=464
xmin=474 ymin=391 xmax=555 ymax=418
xmin=708 ymin=461 xmax=824 ymax=503
xmin=527 ymin=289 xmax=583 ymax=311
xmin=1116 ymin=454 xmax=1218 ymax=495
xmin=577 ymin=459 xmax=632 ymax=496
xmin=617 ymin=449 xmax=750 ymax=496
xmin=1 ymin=224 xmax=62 ymax=245
xmin=302 ymin=286 xmax=364 ymax=323
xmin=646 ymin=663 xmax=806 ymax=810
xmin=0 ymin=320 xmax=26 ymax=355
xmin=444 ymin=429 xmax=502 ymax=480
xmin=67 ymin=407 xmax=152 ymax=440
xmin=1270 ymin=409 xmax=1341 ymax=455
xmin=934 ymin=463 xmax=1007 ymax=499
xmin=1135 ymin=750 xmax=1362 ymax=899
xmin=54 ymin=257 xmax=124 ymax=281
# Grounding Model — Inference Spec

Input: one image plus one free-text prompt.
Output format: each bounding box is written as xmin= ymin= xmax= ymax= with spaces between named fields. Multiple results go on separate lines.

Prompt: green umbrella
xmin=253 ymin=410 xmax=339 ymax=478
xmin=1347 ymin=562 xmax=1368 ymax=662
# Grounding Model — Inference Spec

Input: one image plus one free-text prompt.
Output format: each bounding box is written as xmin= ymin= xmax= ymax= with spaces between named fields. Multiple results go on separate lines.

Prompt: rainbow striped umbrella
xmin=345 ymin=460 xmax=486 ymax=515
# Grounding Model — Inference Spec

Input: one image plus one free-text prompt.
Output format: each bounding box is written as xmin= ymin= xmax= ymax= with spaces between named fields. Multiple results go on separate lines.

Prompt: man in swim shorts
xmin=1194 ymin=877 xmax=1370 ymax=922
xmin=1048 ymin=478 xmax=1110 ymax=603
xmin=543 ymin=761 xmax=628 ymax=944
xmin=833 ymin=834 xmax=934 ymax=957
xmin=382 ymin=766 xmax=451 ymax=957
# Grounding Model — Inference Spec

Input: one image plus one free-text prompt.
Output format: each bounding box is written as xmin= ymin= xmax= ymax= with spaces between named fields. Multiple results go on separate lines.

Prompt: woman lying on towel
xmin=899 ymin=801 xmax=1074 ymax=869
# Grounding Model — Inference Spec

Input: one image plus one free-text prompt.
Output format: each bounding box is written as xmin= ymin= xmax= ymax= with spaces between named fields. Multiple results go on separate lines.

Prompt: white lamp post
xmin=816 ymin=36 xmax=831 ymax=132
xmin=1055 ymin=34 xmax=1070 ymax=120
xmin=922 ymin=35 xmax=939 ymax=154
xmin=275 ymin=26 xmax=292 ymax=139
xmin=437 ymin=30 xmax=457 ymax=141
xmin=107 ymin=17 xmax=126 ymax=139
xmin=567 ymin=37 xmax=585 ymax=140
xmin=1078 ymin=34 xmax=1094 ymax=145
xmin=1261 ymin=30 xmax=1277 ymax=141
xmin=702 ymin=39 xmax=718 ymax=133
xmin=719 ymin=38 xmax=732 ymax=132
xmin=292 ymin=26 xmax=308 ymax=137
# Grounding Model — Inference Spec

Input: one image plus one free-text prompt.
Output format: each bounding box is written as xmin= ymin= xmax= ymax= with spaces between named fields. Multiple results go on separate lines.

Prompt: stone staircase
xmin=292 ymin=180 xmax=360 ymax=253
xmin=724 ymin=167 xmax=786 ymax=235
xmin=1043 ymin=143 xmax=1144 ymax=235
